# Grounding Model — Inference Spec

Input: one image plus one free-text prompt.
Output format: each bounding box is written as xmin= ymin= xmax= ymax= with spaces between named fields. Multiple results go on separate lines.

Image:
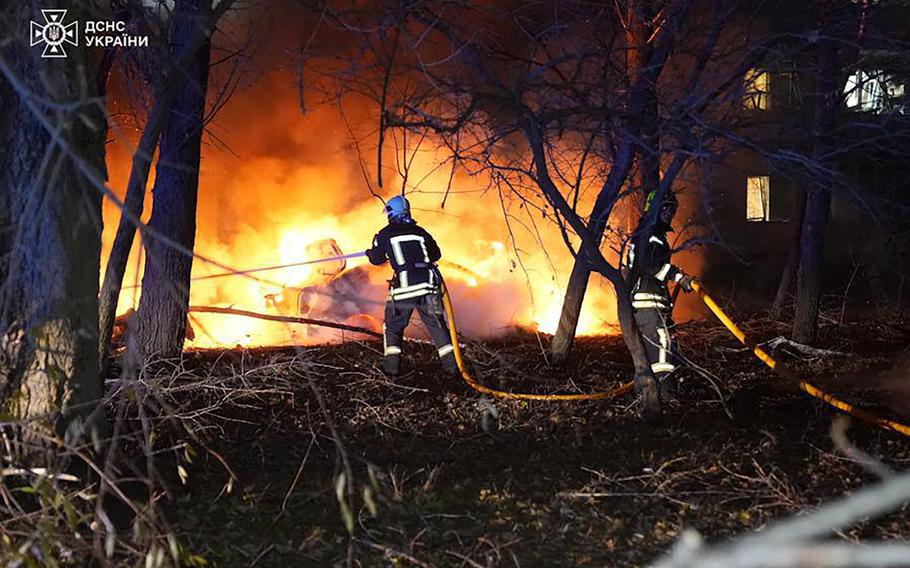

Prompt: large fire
xmin=102 ymin=73 xmax=627 ymax=348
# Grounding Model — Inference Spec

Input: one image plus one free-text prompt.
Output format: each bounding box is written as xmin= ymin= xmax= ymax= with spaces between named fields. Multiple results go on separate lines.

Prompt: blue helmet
xmin=384 ymin=195 xmax=412 ymax=222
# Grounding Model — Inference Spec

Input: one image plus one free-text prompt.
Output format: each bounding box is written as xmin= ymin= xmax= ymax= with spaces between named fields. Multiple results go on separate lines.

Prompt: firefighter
xmin=627 ymin=190 xmax=694 ymax=401
xmin=366 ymin=195 xmax=459 ymax=376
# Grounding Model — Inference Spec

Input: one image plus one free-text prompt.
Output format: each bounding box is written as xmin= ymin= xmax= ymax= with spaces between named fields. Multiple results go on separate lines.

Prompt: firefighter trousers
xmin=382 ymin=293 xmax=457 ymax=374
xmin=633 ymin=307 xmax=679 ymax=382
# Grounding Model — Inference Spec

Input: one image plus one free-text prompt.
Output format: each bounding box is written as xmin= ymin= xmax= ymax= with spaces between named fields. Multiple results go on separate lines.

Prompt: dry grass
xmin=2 ymin=316 xmax=910 ymax=566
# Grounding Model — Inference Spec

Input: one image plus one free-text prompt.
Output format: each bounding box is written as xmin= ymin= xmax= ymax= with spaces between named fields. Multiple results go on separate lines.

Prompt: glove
xmin=678 ymin=274 xmax=694 ymax=292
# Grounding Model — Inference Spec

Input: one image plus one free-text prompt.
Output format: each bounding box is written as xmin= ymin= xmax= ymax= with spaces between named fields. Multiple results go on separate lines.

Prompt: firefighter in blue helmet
xmin=366 ymin=195 xmax=459 ymax=376
xmin=627 ymin=191 xmax=694 ymax=401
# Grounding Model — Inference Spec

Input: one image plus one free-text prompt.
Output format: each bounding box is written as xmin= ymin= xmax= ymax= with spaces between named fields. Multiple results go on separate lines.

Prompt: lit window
xmin=746 ymin=176 xmax=771 ymax=222
xmin=845 ymin=70 xmax=906 ymax=113
xmin=744 ymin=69 xmax=771 ymax=110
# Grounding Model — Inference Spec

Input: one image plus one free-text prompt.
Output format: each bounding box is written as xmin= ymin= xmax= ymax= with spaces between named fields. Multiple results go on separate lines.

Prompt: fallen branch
xmin=360 ymin=540 xmax=431 ymax=567
xmin=715 ymin=338 xmax=849 ymax=359
xmin=188 ymin=306 xmax=383 ymax=338
xmin=765 ymin=337 xmax=850 ymax=358
xmin=653 ymin=470 xmax=910 ymax=568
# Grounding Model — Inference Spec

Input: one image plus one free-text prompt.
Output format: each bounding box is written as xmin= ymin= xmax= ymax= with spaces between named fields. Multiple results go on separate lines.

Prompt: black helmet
xmin=644 ymin=190 xmax=678 ymax=213
xmin=645 ymin=190 xmax=678 ymax=228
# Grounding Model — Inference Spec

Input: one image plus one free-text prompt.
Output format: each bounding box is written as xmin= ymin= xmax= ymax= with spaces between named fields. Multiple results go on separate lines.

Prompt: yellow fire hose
xmin=439 ymin=274 xmax=910 ymax=435
xmin=691 ymin=280 xmax=910 ymax=437
xmin=439 ymin=276 xmax=910 ymax=436
xmin=440 ymin=280 xmax=634 ymax=401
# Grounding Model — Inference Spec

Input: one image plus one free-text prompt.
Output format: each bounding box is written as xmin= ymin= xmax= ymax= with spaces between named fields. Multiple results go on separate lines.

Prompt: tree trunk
xmin=771 ymin=190 xmax=807 ymax=318
xmin=792 ymin=36 xmax=839 ymax=345
xmin=793 ymin=188 xmax=831 ymax=343
xmin=129 ymin=0 xmax=213 ymax=362
xmin=627 ymin=0 xmax=661 ymax=209
xmin=549 ymin=261 xmax=594 ymax=364
xmin=97 ymin=104 xmax=162 ymax=371
xmin=550 ymin=0 xmax=658 ymax=365
xmin=0 ymin=2 xmax=108 ymax=437
xmin=98 ymin=11 xmax=221 ymax=373
xmin=549 ymin=140 xmax=635 ymax=364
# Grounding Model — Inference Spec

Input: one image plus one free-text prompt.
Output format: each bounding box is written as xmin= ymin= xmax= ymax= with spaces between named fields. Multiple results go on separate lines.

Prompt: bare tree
xmin=124 ymin=0 xmax=230 ymax=363
xmin=550 ymin=0 xmax=663 ymax=365
xmin=97 ymin=0 xmax=236 ymax=369
xmin=314 ymin=0 xmax=747 ymax=414
xmin=787 ymin=4 xmax=860 ymax=344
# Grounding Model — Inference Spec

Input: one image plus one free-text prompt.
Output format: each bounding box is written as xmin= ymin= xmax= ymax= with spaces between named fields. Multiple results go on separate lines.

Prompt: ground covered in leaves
xmin=113 ymin=316 xmax=910 ymax=567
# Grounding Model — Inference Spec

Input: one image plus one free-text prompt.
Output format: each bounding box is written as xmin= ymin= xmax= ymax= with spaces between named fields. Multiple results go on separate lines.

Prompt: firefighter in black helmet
xmin=626 ymin=191 xmax=694 ymax=404
xmin=366 ymin=195 xmax=459 ymax=377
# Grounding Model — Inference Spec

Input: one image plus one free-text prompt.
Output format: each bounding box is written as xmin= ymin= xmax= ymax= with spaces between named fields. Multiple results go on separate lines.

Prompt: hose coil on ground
xmin=439 ymin=277 xmax=633 ymax=401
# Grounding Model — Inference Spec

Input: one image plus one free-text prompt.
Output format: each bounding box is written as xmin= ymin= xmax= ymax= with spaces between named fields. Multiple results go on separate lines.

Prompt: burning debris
xmin=295 ymin=266 xmax=383 ymax=324
xmin=248 ymin=237 xmax=388 ymax=337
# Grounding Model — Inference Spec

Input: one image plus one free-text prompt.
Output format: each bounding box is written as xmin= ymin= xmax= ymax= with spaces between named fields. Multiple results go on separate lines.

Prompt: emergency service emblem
xmin=30 ymin=9 xmax=78 ymax=58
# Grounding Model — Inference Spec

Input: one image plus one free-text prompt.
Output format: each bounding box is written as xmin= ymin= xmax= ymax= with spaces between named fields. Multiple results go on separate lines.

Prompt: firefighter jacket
xmin=366 ymin=220 xmax=442 ymax=301
xmin=626 ymin=223 xmax=683 ymax=311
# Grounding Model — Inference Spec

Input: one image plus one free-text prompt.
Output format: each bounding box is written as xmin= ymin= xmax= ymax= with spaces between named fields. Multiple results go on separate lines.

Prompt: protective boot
xmin=635 ymin=372 xmax=662 ymax=420
xmin=382 ymin=354 xmax=401 ymax=377
xmin=440 ymin=352 xmax=459 ymax=376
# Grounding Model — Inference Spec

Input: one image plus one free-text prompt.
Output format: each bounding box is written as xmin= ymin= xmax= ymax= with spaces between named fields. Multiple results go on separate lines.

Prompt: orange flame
xmin=102 ymin=75 xmax=632 ymax=348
